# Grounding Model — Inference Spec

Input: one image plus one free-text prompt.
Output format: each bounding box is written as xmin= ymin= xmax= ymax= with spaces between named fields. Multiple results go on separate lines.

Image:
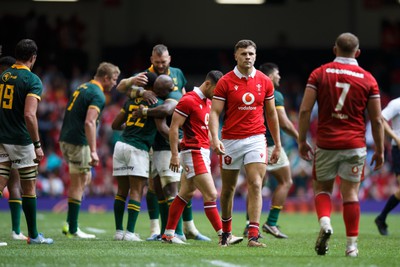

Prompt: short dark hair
xmin=0 ymin=56 xmax=16 ymax=67
xmin=234 ymin=40 xmax=257 ymax=53
xmin=259 ymin=62 xmax=278 ymax=76
xmin=206 ymin=70 xmax=223 ymax=85
xmin=15 ymin=39 xmax=37 ymax=61
xmin=152 ymin=44 xmax=168 ymax=56
xmin=145 ymin=72 xmax=158 ymax=88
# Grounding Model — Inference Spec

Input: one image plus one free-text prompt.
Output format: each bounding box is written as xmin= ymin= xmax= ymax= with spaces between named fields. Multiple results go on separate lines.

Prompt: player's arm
xmin=265 ymin=98 xmax=281 ymax=164
xmin=135 ymin=99 xmax=178 ymax=119
xmin=116 ymin=72 xmax=148 ymax=94
xmin=368 ymin=98 xmax=385 ymax=171
xmin=111 ymin=110 xmax=127 ymax=131
xmin=382 ymin=118 xmax=400 ymax=146
xmin=209 ymin=99 xmax=225 ymax=155
xmin=169 ymin=112 xmax=186 ymax=173
xmin=155 ymin=117 xmax=169 ymax=141
xmin=85 ymin=107 xmax=100 ymax=167
xmin=298 ymin=87 xmax=317 ymax=161
xmin=277 ymin=107 xmax=299 ymax=142
xmin=25 ymin=95 xmax=43 ymax=162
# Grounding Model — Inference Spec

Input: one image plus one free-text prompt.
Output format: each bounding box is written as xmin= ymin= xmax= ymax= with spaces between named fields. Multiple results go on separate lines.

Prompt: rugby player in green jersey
xmin=0 ymin=39 xmax=53 ymax=245
xmin=117 ymin=44 xmax=209 ymax=242
xmin=0 ymin=55 xmax=28 ymax=242
xmin=112 ymin=74 xmax=171 ymax=241
xmin=59 ymin=62 xmax=120 ymax=238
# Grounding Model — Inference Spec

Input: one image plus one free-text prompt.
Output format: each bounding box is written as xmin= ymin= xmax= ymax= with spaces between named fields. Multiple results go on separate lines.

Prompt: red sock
xmin=314 ymin=192 xmax=332 ymax=220
xmin=343 ymin=201 xmax=360 ymax=237
xmin=165 ymin=195 xmax=187 ymax=231
xmin=248 ymin=222 xmax=259 ymax=239
xmin=221 ymin=217 xmax=232 ymax=233
xmin=204 ymin=201 xmax=222 ymax=232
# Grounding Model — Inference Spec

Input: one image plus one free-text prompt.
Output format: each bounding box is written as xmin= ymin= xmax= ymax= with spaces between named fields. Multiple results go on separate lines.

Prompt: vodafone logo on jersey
xmin=242 ymin=93 xmax=255 ymax=105
xmin=238 ymin=93 xmax=256 ymax=110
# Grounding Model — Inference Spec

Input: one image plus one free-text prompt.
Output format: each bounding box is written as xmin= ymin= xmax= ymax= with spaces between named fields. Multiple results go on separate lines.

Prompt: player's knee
xmin=203 ymin=190 xmax=218 ymax=202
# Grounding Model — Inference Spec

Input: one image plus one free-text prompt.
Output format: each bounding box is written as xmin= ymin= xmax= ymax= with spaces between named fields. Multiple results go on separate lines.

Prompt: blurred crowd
xmin=1 ymin=11 xmax=400 ymax=202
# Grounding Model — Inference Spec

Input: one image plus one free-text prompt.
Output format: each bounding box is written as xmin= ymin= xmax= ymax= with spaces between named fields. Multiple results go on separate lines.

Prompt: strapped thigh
xmin=0 ymin=164 xmax=11 ymax=179
xmin=18 ymin=167 xmax=38 ymax=180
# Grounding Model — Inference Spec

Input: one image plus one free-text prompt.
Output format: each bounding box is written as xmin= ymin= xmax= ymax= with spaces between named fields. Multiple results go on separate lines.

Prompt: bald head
xmin=153 ymin=74 xmax=174 ymax=98
xmin=334 ymin=32 xmax=360 ymax=57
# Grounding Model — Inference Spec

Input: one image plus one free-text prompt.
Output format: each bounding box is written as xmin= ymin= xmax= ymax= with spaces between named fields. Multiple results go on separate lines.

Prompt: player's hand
xmin=269 ymin=146 xmax=281 ymax=164
xmin=89 ymin=151 xmax=100 ymax=167
xmin=299 ymin=141 xmax=314 ymax=161
xmin=132 ymin=104 xmax=145 ymax=119
xmin=143 ymin=90 xmax=158 ymax=105
xmin=33 ymin=147 xmax=44 ymax=163
xmin=212 ymin=139 xmax=225 ymax=155
xmin=169 ymin=155 xmax=180 ymax=173
xmin=130 ymin=72 xmax=148 ymax=87
xmin=370 ymin=152 xmax=384 ymax=171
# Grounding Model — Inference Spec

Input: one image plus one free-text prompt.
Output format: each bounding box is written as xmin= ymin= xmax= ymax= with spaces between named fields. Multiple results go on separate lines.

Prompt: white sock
xmin=150 ymin=219 xmax=160 ymax=235
xmin=184 ymin=220 xmax=199 ymax=236
xmin=164 ymin=229 xmax=175 ymax=237
xmin=346 ymin=236 xmax=357 ymax=247
xmin=319 ymin=216 xmax=333 ymax=233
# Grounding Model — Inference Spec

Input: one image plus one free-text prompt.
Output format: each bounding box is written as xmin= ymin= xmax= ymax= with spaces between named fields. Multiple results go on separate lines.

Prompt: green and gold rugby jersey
xmin=120 ymin=97 xmax=164 ymax=152
xmin=59 ymin=80 xmax=105 ymax=145
xmin=147 ymin=66 xmax=187 ymax=94
xmin=152 ymin=90 xmax=182 ymax=151
xmin=265 ymin=90 xmax=285 ymax=147
xmin=0 ymin=64 xmax=42 ymax=145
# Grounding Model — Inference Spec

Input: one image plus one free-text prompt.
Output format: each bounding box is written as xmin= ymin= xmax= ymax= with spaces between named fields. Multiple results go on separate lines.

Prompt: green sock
xmin=68 ymin=198 xmax=81 ymax=234
xmin=114 ymin=195 xmax=126 ymax=231
xmin=266 ymin=206 xmax=282 ymax=226
xmin=22 ymin=195 xmax=38 ymax=238
xmin=159 ymin=199 xmax=169 ymax=234
xmin=9 ymin=198 xmax=22 ymax=234
xmin=146 ymin=190 xmax=160 ymax=220
xmin=175 ymin=216 xmax=184 ymax=236
xmin=127 ymin=199 xmax=141 ymax=233
xmin=182 ymin=200 xmax=193 ymax=221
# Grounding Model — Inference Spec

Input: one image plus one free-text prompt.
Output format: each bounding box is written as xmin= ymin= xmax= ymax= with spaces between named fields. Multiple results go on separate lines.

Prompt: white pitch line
xmin=205 ymin=260 xmax=245 ymax=267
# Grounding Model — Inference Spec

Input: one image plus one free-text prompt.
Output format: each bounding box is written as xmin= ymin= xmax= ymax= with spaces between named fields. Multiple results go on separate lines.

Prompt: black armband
xmin=33 ymin=141 xmax=41 ymax=149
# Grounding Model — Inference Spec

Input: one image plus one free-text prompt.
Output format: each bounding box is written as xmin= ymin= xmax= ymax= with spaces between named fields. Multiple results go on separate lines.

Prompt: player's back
xmin=307 ymin=58 xmax=380 ymax=149
xmin=0 ymin=65 xmax=42 ymax=145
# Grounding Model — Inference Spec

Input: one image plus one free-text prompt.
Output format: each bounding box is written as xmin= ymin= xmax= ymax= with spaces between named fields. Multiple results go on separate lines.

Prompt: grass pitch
xmin=0 ymin=211 xmax=399 ymax=266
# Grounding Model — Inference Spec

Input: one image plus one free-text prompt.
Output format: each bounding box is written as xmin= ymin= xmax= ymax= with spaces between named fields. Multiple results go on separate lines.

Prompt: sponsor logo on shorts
xmin=185 ymin=166 xmax=190 ymax=173
xmin=11 ymin=159 xmax=21 ymax=164
xmin=260 ymin=153 xmax=264 ymax=158
xmin=224 ymin=155 xmax=232 ymax=165
xmin=352 ymin=166 xmax=359 ymax=174
xmin=0 ymin=153 xmax=8 ymax=158
xmin=113 ymin=166 xmax=134 ymax=171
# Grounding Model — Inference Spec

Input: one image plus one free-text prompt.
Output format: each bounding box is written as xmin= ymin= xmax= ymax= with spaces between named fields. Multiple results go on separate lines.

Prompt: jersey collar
xmin=334 ymin=57 xmax=359 ymax=66
xmin=11 ymin=64 xmax=30 ymax=71
xmin=148 ymin=65 xmax=171 ymax=75
xmin=90 ymin=79 xmax=104 ymax=92
xmin=193 ymin=86 xmax=206 ymax=100
xmin=234 ymin=66 xmax=256 ymax=80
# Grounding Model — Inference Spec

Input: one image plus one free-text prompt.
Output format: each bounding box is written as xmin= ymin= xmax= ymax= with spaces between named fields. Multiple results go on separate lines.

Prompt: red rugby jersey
xmin=307 ymin=57 xmax=380 ymax=149
xmin=213 ymin=67 xmax=274 ymax=139
xmin=174 ymin=87 xmax=211 ymax=150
